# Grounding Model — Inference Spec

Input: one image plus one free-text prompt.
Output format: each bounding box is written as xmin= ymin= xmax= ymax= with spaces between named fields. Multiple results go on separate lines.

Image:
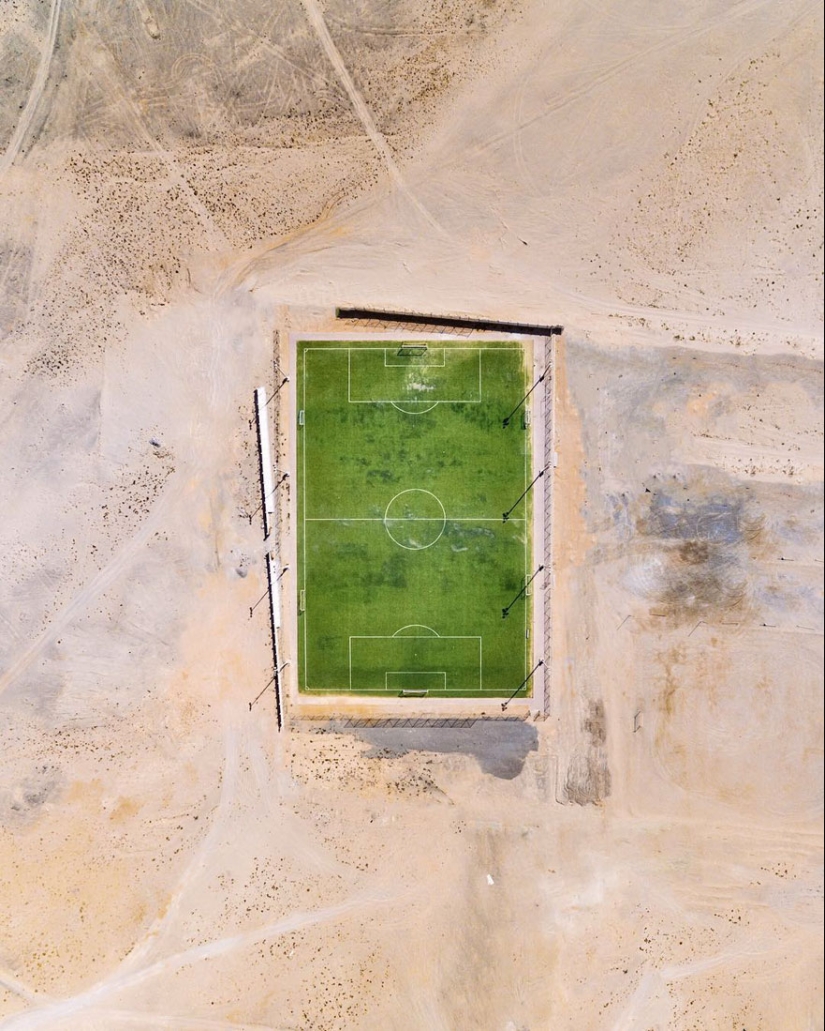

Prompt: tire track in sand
xmin=0 ymin=0 xmax=63 ymax=178
xmin=296 ymin=0 xmax=442 ymax=234
xmin=0 ymin=892 xmax=393 ymax=1031
xmin=0 ymin=470 xmax=186 ymax=700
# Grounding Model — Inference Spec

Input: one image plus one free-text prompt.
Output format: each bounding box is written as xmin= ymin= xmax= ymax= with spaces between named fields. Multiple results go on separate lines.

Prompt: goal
xmin=396 ymin=343 xmax=429 ymax=357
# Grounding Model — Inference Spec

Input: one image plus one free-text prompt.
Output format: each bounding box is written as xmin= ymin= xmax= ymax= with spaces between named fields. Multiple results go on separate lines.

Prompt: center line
xmin=305 ymin=517 xmax=524 ymax=522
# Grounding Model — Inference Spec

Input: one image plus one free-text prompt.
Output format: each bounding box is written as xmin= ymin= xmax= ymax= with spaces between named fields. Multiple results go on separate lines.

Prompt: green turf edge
xmin=295 ymin=338 xmax=534 ymax=698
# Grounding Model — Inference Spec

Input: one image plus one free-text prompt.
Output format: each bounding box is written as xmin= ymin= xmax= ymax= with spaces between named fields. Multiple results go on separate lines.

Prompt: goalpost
xmin=396 ymin=343 xmax=429 ymax=357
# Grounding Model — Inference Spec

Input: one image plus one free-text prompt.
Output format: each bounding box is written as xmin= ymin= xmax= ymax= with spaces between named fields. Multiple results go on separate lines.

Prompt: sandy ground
xmin=0 ymin=0 xmax=822 ymax=1029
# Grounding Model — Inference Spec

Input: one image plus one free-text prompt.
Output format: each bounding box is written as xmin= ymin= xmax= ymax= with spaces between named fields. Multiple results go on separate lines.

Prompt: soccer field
xmin=296 ymin=338 xmax=534 ymax=697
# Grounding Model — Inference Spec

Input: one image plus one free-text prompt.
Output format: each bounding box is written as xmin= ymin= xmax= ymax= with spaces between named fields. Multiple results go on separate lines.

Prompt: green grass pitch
xmin=296 ymin=339 xmax=533 ymax=697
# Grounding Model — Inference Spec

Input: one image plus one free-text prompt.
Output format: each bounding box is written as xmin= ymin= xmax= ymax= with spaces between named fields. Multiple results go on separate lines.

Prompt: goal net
xmin=396 ymin=343 xmax=429 ymax=357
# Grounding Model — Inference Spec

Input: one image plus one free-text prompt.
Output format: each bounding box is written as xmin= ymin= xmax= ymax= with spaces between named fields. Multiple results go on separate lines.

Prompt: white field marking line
xmin=522 ymin=344 xmax=532 ymax=690
xmin=305 ymin=517 xmax=524 ymax=521
xmin=0 ymin=0 xmax=63 ymax=178
xmin=349 ymin=399 xmax=482 ymax=405
xmin=303 ymin=347 xmax=521 ymax=350
xmin=384 ymin=348 xmax=446 ymax=367
xmin=302 ymin=347 xmax=308 ymax=691
xmin=348 ymin=635 xmax=482 ymax=694
xmin=385 ymin=671 xmax=447 ymax=692
xmin=384 ymin=488 xmax=446 ymax=550
xmin=303 ymin=689 xmax=509 ymax=696
xmin=349 ymin=636 xmax=480 ymax=651
xmin=303 ymin=688 xmax=509 ymax=696
xmin=523 ymin=359 xmax=528 ymax=686
xmin=385 ymin=488 xmax=444 ymax=516
xmin=345 ymin=347 xmax=483 ymax=404
xmin=297 ymin=0 xmax=443 ymax=234
xmin=301 ymin=344 xmax=523 ymax=691
xmin=390 ymin=401 xmax=439 ymax=414
xmin=392 ymin=624 xmax=439 ymax=637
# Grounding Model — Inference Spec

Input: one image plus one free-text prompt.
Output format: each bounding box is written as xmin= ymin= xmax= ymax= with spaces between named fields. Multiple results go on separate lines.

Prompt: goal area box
xmin=296 ymin=337 xmax=535 ymax=698
xmin=349 ymin=631 xmax=482 ymax=692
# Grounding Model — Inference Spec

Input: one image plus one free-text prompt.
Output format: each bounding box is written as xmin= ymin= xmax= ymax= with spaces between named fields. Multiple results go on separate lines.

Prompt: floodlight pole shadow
xmin=248 ymin=471 xmax=289 ymax=524
xmin=503 ymin=469 xmax=544 ymax=522
xmin=249 ymin=588 xmax=269 ymax=618
xmin=502 ymin=372 xmax=545 ymax=428
xmin=249 ymin=661 xmax=290 ymax=712
xmin=502 ymin=565 xmax=544 ymax=618
xmin=501 ymin=659 xmax=544 ymax=710
xmin=265 ymin=376 xmax=290 ymax=406
xmin=249 ymin=675 xmax=275 ymax=711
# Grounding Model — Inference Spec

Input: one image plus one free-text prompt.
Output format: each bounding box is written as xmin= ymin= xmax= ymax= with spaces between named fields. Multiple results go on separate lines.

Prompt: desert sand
xmin=0 ymin=0 xmax=822 ymax=1028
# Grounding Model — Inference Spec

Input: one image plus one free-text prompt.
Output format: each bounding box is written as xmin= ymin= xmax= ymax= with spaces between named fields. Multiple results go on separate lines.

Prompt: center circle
xmin=384 ymin=489 xmax=447 ymax=551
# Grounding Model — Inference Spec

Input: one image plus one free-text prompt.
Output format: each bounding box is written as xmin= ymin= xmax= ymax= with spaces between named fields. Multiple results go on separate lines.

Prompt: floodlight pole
xmin=502 ymin=373 xmax=545 ymax=428
xmin=503 ymin=469 xmax=544 ymax=522
xmin=501 ymin=659 xmax=544 ymax=711
xmin=502 ymin=565 xmax=544 ymax=618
